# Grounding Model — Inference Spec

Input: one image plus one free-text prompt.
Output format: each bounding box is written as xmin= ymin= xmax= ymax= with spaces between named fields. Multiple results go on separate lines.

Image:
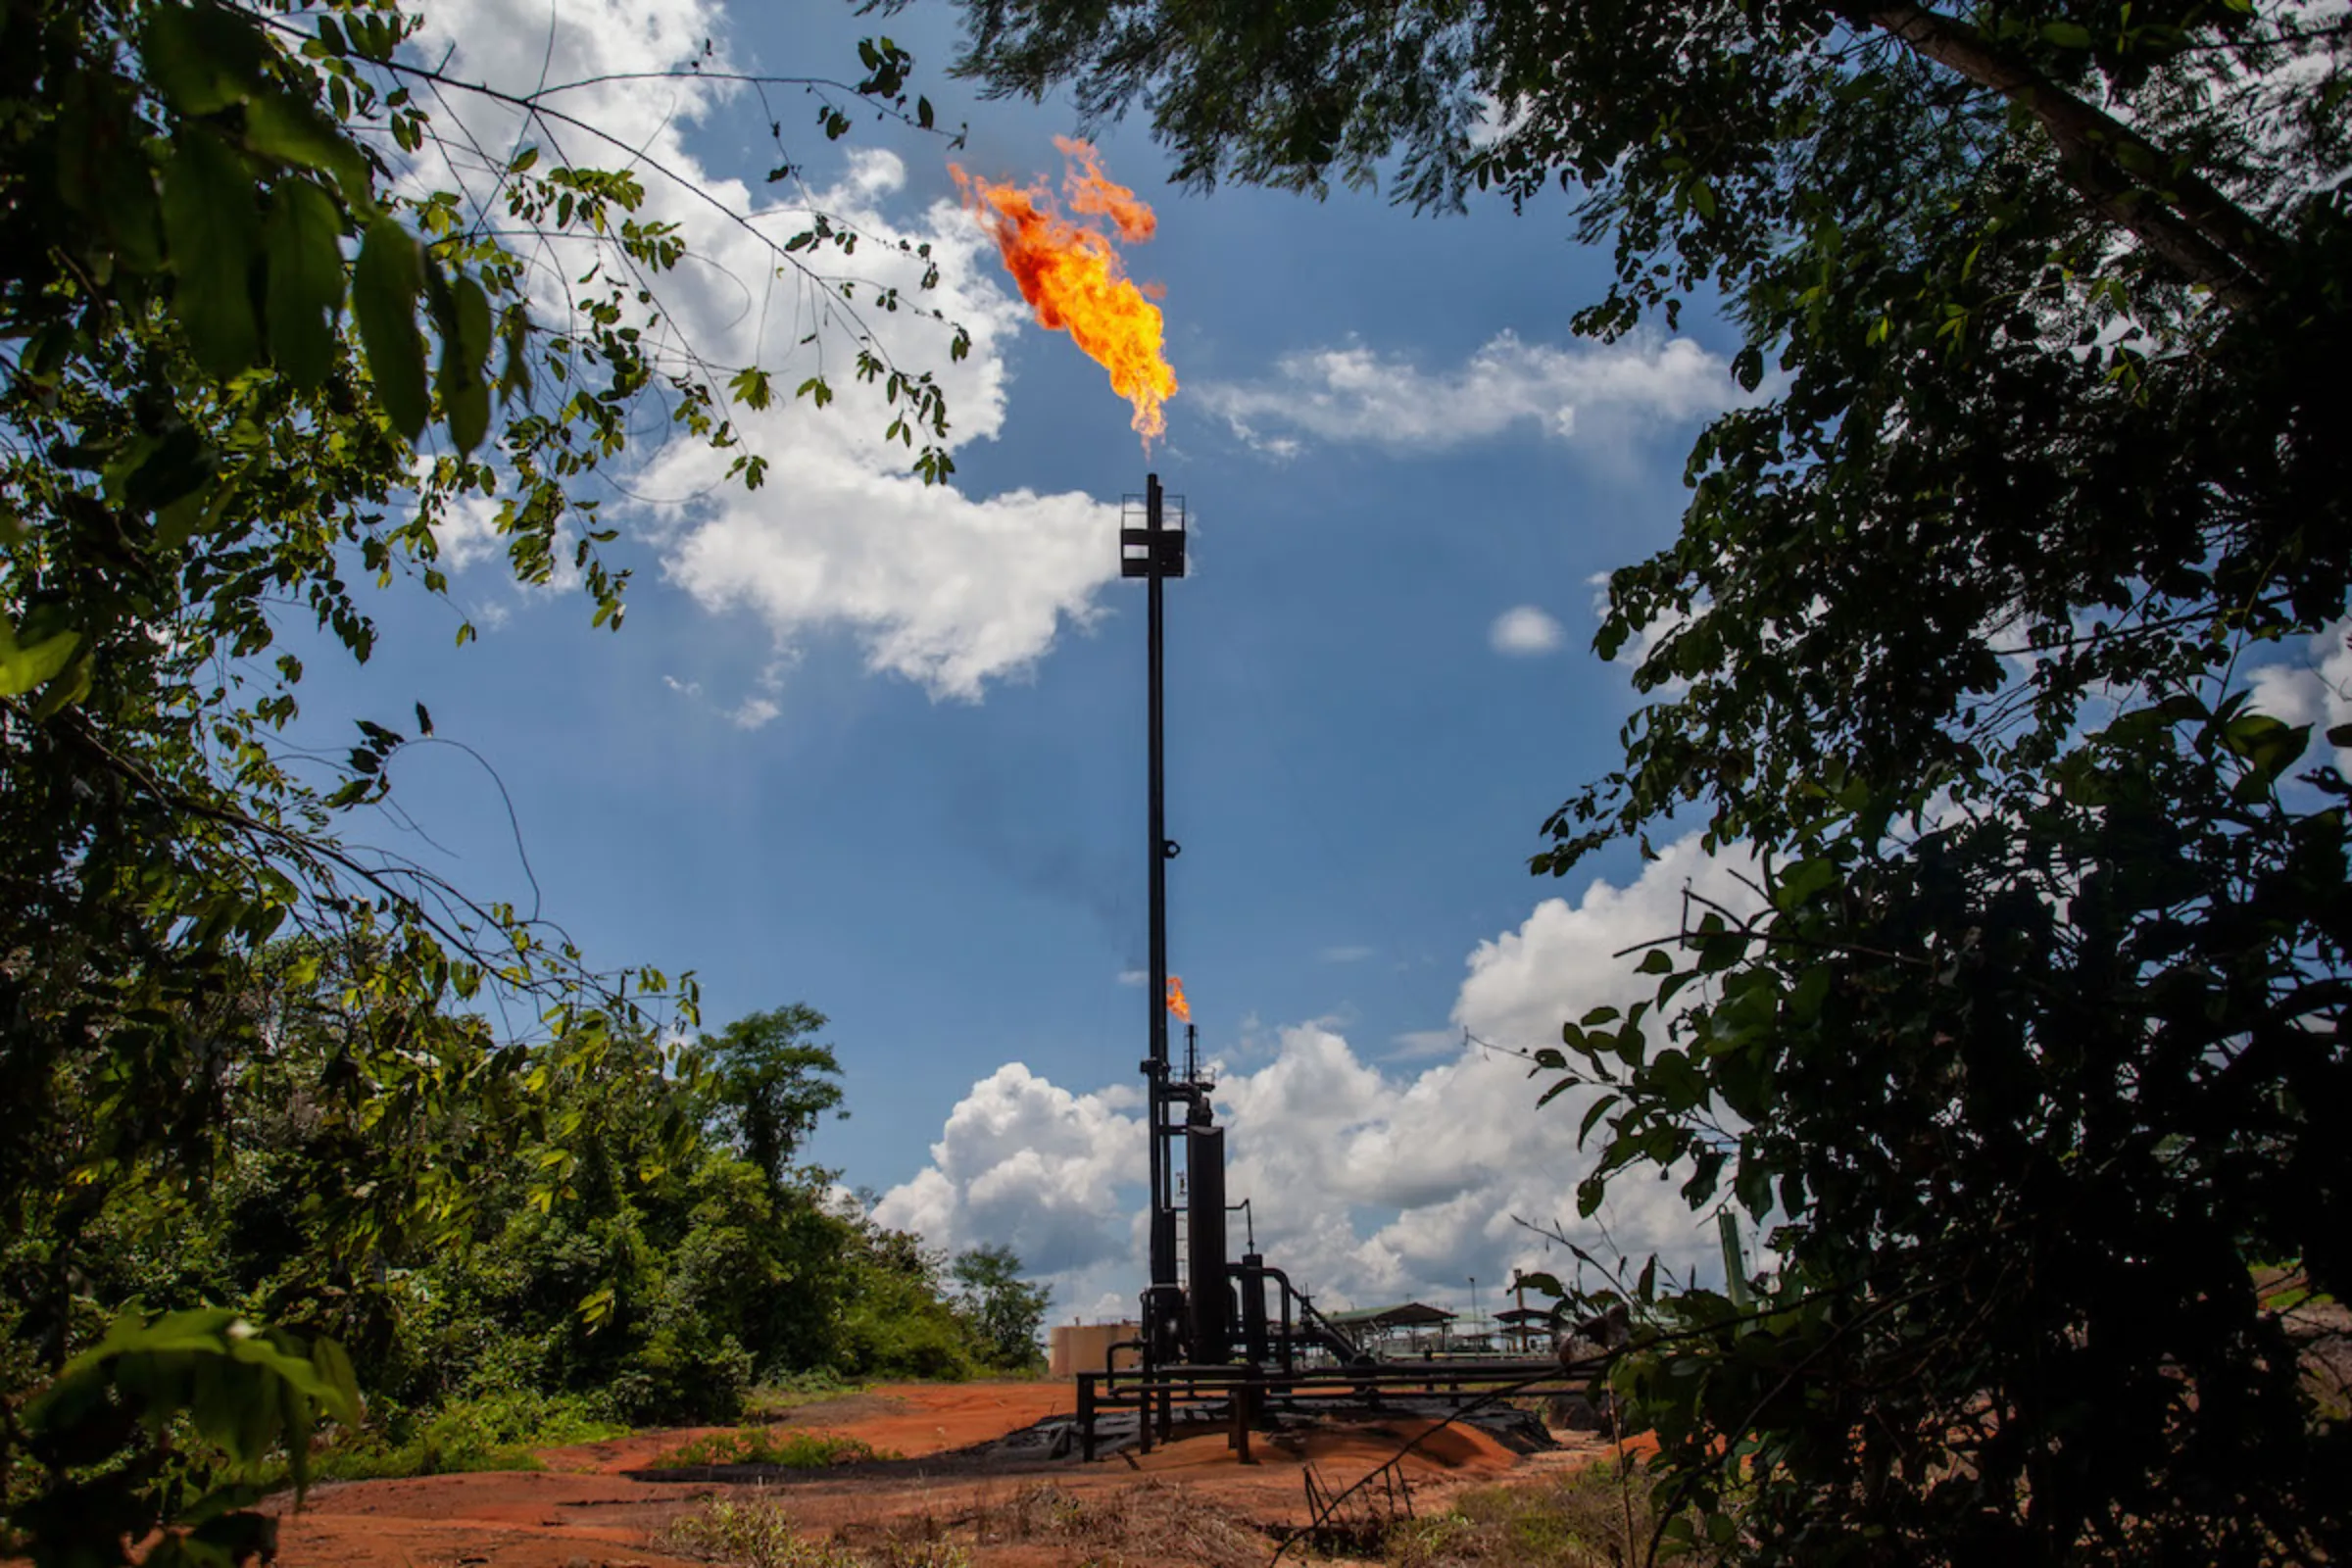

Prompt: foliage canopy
xmin=3 ymin=0 xmax=975 ymax=1551
xmin=951 ymin=1243 xmax=1052 ymax=1369
xmin=947 ymin=0 xmax=2351 ymax=1560
xmin=701 ymin=1004 xmax=852 ymax=1193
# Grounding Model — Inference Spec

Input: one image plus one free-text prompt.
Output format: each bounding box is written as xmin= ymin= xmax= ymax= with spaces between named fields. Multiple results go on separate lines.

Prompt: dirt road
xmin=267 ymin=1382 xmax=1622 ymax=1566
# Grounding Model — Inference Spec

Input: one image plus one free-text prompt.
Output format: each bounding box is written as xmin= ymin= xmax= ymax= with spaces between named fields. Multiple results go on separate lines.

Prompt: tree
xmin=698 ymin=1005 xmax=849 ymax=1192
xmin=2 ymin=0 xmax=963 ymax=1547
xmin=832 ymin=1222 xmax=990 ymax=1381
xmin=951 ymin=1244 xmax=1049 ymax=1370
xmin=942 ymin=1 xmax=2350 ymax=1560
xmin=2 ymin=0 xmax=955 ymax=1287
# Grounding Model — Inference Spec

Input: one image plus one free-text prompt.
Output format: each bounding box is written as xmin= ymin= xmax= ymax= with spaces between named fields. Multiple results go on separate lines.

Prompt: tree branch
xmin=1854 ymin=2 xmax=2286 ymax=311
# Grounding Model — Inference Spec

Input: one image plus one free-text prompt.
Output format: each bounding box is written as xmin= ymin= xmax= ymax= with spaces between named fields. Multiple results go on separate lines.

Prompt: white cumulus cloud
xmin=871 ymin=833 xmax=1765 ymax=1317
xmin=406 ymin=0 xmax=1121 ymax=703
xmin=870 ymin=1062 xmax=1144 ymax=1277
xmin=1490 ymin=606 xmax=1566 ymax=657
xmin=1195 ymin=331 xmax=1740 ymax=457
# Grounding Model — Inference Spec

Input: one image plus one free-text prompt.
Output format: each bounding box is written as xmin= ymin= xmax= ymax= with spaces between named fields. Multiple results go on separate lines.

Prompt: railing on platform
xmin=1071 ymin=1355 xmax=1604 ymax=1463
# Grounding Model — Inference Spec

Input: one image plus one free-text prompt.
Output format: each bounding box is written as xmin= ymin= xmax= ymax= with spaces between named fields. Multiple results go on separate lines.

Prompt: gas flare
xmin=953 ymin=137 xmax=1177 ymax=448
xmin=1166 ymin=974 xmax=1191 ymax=1022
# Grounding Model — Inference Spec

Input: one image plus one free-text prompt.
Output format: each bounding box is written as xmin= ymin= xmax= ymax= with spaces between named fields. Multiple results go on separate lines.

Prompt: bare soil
xmin=265 ymin=1382 xmax=1632 ymax=1566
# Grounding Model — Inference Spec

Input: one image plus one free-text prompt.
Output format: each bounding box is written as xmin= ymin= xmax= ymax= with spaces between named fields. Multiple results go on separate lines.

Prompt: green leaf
xmin=1773 ymin=856 xmax=1838 ymax=909
xmin=1651 ymin=1049 xmax=1705 ymax=1112
xmin=265 ymin=178 xmax=347 ymax=390
xmin=243 ymin=88 xmax=374 ymax=209
xmin=1718 ymin=1210 xmax=1752 ymax=1310
xmin=142 ymin=1 xmax=272 ymax=116
xmin=0 ymin=615 xmax=81 ymax=697
xmin=498 ymin=304 xmax=533 ymax=404
xmin=310 ymin=1335 xmax=360 ymax=1429
xmin=123 ymin=423 xmax=217 ymax=514
xmin=1790 ymin=963 xmax=1832 ymax=1021
xmin=157 ymin=476 xmax=240 ymax=550
xmin=54 ymin=79 xmax=168 ymax=273
xmin=432 ymin=267 xmax=494 ymax=454
xmin=729 ymin=366 xmax=773 ymax=410
xmin=1698 ymin=930 xmax=1747 ymax=973
xmin=27 ymin=643 xmax=91 ymax=720
xmin=2220 ymin=711 xmax=2310 ymax=784
xmin=2039 ymin=21 xmax=2094 ymax=48
xmin=162 ymin=125 xmax=263 ymax=379
xmin=353 ymin=215 xmax=429 ymax=439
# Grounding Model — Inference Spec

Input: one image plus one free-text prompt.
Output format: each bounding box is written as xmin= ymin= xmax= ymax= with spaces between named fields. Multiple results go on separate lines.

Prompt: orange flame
xmin=1166 ymin=974 xmax=1191 ymax=1022
xmin=953 ymin=137 xmax=1177 ymax=448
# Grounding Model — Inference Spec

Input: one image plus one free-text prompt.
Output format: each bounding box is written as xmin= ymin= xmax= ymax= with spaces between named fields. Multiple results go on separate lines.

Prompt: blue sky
xmin=297 ymin=0 xmax=1795 ymax=1322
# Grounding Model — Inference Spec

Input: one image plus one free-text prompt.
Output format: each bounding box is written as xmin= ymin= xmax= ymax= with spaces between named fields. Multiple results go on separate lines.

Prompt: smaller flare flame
xmin=1166 ymin=974 xmax=1191 ymax=1023
xmin=953 ymin=137 xmax=1177 ymax=448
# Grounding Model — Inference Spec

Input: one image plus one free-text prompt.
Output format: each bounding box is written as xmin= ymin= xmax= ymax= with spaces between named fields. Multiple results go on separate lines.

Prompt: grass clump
xmin=742 ymin=1372 xmax=872 ymax=1418
xmin=653 ymin=1427 xmax=897 ymax=1469
xmin=662 ymin=1496 xmax=861 ymax=1568
xmin=962 ymin=1478 xmax=1265 ymax=1568
xmin=1385 ymin=1458 xmax=1690 ymax=1568
xmin=662 ymin=1496 xmax=967 ymax=1568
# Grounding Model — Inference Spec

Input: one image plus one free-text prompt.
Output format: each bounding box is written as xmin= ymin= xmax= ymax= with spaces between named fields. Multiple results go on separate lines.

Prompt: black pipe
xmin=1239 ymin=1252 xmax=1271 ymax=1365
xmin=1251 ymin=1262 xmax=1363 ymax=1366
xmin=1143 ymin=472 xmax=1178 ymax=1368
xmin=1186 ymin=1125 xmax=1230 ymax=1357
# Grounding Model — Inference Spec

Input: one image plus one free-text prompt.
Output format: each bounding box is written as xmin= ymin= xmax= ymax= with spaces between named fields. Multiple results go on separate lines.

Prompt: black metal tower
xmin=1064 ymin=491 xmax=1566 ymax=1449
xmin=1122 ymin=473 xmax=1190 ymax=1366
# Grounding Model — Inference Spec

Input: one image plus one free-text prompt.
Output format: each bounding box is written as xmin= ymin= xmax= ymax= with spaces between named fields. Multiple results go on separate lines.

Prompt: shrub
xmin=306 ymin=1387 xmax=626 ymax=1481
xmin=661 ymin=1496 xmax=860 ymax=1568
xmin=651 ymin=1427 xmax=896 ymax=1469
xmin=659 ymin=1496 xmax=970 ymax=1568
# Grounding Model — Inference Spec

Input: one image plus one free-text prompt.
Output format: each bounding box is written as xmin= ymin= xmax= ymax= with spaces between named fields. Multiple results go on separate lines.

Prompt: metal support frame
xmin=1074 ymin=1358 xmax=1596 ymax=1463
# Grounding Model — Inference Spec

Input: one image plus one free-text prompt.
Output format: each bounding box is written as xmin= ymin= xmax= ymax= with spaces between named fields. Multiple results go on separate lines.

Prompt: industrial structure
xmin=1118 ymin=474 xmax=1360 ymax=1373
xmin=1081 ymin=476 xmax=1590 ymax=1460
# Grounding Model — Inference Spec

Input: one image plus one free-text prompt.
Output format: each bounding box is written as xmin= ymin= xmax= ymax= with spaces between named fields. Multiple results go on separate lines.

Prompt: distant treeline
xmin=2 ymin=972 xmax=1045 ymax=1466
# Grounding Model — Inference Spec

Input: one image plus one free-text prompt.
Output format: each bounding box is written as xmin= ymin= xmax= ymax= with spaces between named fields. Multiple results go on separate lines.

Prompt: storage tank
xmin=1048 ymin=1320 xmax=1142 ymax=1379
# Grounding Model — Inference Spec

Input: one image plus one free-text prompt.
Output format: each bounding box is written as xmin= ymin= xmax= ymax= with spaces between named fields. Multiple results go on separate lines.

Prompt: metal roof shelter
xmin=1325 ymin=1302 xmax=1458 ymax=1328
xmin=1324 ymin=1302 xmax=1459 ymax=1348
xmin=1494 ymin=1304 xmax=1556 ymax=1351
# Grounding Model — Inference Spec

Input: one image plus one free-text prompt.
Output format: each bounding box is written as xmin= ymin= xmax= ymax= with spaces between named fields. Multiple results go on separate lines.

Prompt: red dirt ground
xmin=264 ymin=1382 xmax=1628 ymax=1567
